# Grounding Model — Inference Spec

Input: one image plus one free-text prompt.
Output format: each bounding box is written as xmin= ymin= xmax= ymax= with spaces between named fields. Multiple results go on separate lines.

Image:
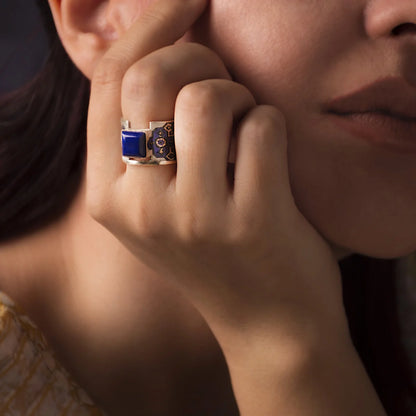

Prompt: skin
xmin=0 ymin=0 xmax=415 ymax=414
xmin=189 ymin=0 xmax=416 ymax=259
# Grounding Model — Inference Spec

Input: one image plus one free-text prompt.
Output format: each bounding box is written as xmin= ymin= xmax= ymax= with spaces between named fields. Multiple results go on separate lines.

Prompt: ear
xmin=48 ymin=0 xmax=148 ymax=79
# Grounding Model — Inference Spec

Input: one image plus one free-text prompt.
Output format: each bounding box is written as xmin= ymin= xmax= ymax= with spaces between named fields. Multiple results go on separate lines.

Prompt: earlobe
xmin=47 ymin=0 xmax=118 ymax=79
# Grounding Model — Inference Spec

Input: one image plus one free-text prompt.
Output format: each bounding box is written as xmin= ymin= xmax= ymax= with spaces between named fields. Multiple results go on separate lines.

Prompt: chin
xmin=290 ymin=182 xmax=416 ymax=260
xmin=287 ymin=132 xmax=416 ymax=261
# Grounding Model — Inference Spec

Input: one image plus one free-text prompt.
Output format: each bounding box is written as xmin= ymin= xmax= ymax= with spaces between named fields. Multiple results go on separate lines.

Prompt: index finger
xmin=88 ymin=0 xmax=208 ymax=178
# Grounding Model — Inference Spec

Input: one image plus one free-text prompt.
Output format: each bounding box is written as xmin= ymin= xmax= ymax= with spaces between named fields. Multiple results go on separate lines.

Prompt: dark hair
xmin=0 ymin=2 xmax=415 ymax=415
xmin=0 ymin=0 xmax=89 ymax=242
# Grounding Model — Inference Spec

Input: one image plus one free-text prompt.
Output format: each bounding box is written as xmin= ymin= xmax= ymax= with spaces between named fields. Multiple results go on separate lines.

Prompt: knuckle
xmin=177 ymin=82 xmax=223 ymax=114
xmin=179 ymin=41 xmax=211 ymax=56
xmin=128 ymin=201 xmax=165 ymax=241
xmin=256 ymin=106 xmax=287 ymax=135
xmin=228 ymin=202 xmax=269 ymax=244
xmin=122 ymin=60 xmax=167 ymax=99
xmin=228 ymin=225 xmax=264 ymax=254
xmin=249 ymin=106 xmax=286 ymax=132
xmin=177 ymin=211 xmax=204 ymax=241
xmin=177 ymin=208 xmax=219 ymax=243
xmin=229 ymin=214 xmax=260 ymax=243
xmin=180 ymin=42 xmax=229 ymax=74
xmin=242 ymin=106 xmax=287 ymax=146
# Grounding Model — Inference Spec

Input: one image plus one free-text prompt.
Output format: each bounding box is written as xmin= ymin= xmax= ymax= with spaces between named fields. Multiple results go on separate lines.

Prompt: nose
xmin=365 ymin=0 xmax=416 ymax=39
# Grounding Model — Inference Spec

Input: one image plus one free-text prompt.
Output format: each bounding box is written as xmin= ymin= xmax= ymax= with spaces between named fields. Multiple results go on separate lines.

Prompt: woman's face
xmin=185 ymin=0 xmax=416 ymax=258
xmin=59 ymin=0 xmax=416 ymax=258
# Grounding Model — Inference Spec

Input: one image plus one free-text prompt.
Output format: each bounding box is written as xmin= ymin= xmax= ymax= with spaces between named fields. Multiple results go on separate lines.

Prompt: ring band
xmin=121 ymin=119 xmax=176 ymax=165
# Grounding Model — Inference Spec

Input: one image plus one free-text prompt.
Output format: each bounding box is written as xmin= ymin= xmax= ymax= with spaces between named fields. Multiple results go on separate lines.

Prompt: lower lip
xmin=327 ymin=112 xmax=416 ymax=154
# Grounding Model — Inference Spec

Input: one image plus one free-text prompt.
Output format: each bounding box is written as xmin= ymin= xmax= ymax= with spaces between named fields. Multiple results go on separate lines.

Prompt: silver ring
xmin=121 ymin=119 xmax=176 ymax=166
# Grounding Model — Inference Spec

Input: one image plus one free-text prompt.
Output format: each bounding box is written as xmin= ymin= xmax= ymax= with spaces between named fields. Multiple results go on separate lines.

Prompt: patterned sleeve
xmin=0 ymin=292 xmax=105 ymax=416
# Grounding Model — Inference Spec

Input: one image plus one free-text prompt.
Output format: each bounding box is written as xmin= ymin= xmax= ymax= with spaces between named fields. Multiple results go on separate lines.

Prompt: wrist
xmin=210 ymin=305 xmax=352 ymax=371
xmin=220 ymin=322 xmax=386 ymax=416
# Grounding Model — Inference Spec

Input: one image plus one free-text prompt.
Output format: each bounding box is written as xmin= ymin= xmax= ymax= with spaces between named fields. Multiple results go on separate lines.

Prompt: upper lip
xmin=324 ymin=77 xmax=416 ymax=122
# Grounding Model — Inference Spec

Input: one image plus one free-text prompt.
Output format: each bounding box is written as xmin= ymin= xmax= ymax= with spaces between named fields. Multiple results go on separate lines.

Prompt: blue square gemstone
xmin=122 ymin=131 xmax=147 ymax=157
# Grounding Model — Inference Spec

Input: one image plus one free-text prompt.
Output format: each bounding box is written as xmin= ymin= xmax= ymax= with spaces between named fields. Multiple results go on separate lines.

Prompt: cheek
xmin=190 ymin=1 xmax=416 ymax=257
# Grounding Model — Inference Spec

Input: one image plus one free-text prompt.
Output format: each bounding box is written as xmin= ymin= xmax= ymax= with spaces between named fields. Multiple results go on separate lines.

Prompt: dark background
xmin=0 ymin=0 xmax=48 ymax=94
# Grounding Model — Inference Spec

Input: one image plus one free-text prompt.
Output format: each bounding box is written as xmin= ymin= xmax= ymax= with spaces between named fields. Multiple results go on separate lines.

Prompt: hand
xmin=87 ymin=0 xmax=350 ymax=355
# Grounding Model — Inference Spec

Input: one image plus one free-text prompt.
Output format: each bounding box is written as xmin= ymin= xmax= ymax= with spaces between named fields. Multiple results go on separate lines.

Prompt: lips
xmin=325 ymin=77 xmax=416 ymax=120
xmin=324 ymin=77 xmax=416 ymax=153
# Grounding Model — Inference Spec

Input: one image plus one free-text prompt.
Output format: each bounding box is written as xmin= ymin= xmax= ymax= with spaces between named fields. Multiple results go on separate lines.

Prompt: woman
xmin=0 ymin=0 xmax=415 ymax=414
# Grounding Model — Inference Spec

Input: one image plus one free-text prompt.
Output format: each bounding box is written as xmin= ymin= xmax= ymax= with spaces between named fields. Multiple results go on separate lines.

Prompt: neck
xmin=0 ymin=217 xmax=67 ymax=316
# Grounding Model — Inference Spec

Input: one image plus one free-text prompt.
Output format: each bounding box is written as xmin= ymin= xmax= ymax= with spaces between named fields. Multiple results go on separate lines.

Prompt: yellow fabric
xmin=0 ymin=292 xmax=104 ymax=415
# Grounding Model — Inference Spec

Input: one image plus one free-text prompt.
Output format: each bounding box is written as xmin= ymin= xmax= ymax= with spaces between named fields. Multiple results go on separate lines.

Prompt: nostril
xmin=392 ymin=23 xmax=416 ymax=36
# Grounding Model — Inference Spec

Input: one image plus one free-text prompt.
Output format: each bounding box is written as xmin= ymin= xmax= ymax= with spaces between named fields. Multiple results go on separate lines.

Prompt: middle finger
xmin=121 ymin=42 xmax=231 ymax=187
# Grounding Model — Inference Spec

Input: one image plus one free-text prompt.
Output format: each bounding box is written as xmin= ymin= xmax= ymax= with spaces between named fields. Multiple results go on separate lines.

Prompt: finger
xmin=122 ymin=43 xmax=230 ymax=127
xmin=174 ymin=79 xmax=256 ymax=204
xmin=121 ymin=42 xmax=231 ymax=185
xmin=232 ymin=106 xmax=291 ymax=212
xmin=87 ymin=0 xmax=208 ymax=181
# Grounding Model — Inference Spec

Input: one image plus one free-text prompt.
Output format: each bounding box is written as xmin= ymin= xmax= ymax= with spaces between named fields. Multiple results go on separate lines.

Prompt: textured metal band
xmin=121 ymin=119 xmax=176 ymax=166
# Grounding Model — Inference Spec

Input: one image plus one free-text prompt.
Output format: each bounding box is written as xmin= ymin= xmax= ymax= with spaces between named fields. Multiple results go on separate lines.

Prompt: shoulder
xmin=0 ymin=219 xmax=70 ymax=324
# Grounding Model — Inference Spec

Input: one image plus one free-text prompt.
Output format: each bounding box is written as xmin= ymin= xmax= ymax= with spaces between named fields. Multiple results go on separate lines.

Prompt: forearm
xmin=223 ymin=327 xmax=387 ymax=416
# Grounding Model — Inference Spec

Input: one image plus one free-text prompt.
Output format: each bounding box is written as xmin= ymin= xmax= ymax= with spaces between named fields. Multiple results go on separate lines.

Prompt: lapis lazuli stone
xmin=121 ymin=131 xmax=147 ymax=157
